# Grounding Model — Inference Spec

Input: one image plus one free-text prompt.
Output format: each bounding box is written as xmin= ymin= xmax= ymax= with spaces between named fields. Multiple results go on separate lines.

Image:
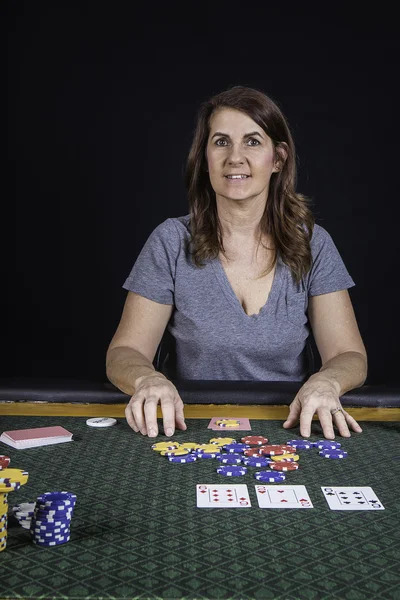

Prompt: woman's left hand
xmin=282 ymin=375 xmax=363 ymax=439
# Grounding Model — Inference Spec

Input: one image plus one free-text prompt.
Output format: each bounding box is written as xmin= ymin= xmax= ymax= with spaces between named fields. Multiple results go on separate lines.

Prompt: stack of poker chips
xmin=0 ymin=455 xmax=29 ymax=552
xmin=30 ymin=491 xmax=77 ymax=547
xmin=152 ymin=436 xmax=348 ymax=482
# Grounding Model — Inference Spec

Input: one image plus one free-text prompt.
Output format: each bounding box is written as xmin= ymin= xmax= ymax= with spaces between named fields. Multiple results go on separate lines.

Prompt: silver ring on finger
xmin=330 ymin=406 xmax=344 ymax=416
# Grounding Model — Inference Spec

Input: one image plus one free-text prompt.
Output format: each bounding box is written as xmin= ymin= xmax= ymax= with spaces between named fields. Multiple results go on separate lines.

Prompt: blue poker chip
xmin=32 ymin=516 xmax=72 ymax=526
xmin=243 ymin=457 xmax=271 ymax=468
xmin=33 ymin=510 xmax=73 ymax=520
xmin=194 ymin=452 xmax=221 ymax=459
xmin=33 ymin=521 xmax=69 ymax=531
xmin=36 ymin=492 xmax=77 ymax=508
xmin=316 ymin=440 xmax=342 ymax=450
xmin=319 ymin=449 xmax=347 ymax=459
xmin=32 ymin=529 xmax=70 ymax=540
xmin=223 ymin=443 xmax=250 ymax=453
xmin=286 ymin=439 xmax=313 ymax=449
xmin=168 ymin=454 xmax=197 ymax=463
xmin=217 ymin=453 xmax=243 ymax=464
xmin=254 ymin=470 xmax=286 ymax=482
xmin=32 ymin=535 xmax=71 ymax=546
xmin=216 ymin=466 xmax=247 ymax=476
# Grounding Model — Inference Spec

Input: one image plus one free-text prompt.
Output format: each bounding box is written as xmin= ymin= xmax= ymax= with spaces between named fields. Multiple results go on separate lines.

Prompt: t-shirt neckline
xmin=211 ymin=254 xmax=284 ymax=320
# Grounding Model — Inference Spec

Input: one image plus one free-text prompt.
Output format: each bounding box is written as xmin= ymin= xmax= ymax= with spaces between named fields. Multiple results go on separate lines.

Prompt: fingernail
xmin=141 ymin=428 xmax=147 ymax=435
xmin=166 ymin=428 xmax=173 ymax=436
xmin=149 ymin=428 xmax=157 ymax=437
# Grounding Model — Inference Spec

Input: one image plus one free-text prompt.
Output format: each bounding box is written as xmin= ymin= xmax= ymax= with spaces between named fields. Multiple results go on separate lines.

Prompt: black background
xmin=6 ymin=2 xmax=400 ymax=384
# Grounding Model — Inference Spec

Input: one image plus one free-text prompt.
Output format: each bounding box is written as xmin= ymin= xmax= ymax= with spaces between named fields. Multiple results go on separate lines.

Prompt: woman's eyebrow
xmin=211 ymin=131 xmax=264 ymax=140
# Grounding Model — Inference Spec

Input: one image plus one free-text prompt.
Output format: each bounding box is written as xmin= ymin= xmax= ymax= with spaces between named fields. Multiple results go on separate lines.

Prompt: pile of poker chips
xmin=288 ymin=439 xmax=347 ymax=458
xmin=29 ymin=491 xmax=77 ymax=547
xmin=0 ymin=455 xmax=29 ymax=552
xmin=152 ymin=436 xmax=348 ymax=483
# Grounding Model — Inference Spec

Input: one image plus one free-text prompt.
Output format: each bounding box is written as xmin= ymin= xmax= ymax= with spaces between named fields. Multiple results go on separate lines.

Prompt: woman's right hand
xmin=125 ymin=373 xmax=187 ymax=438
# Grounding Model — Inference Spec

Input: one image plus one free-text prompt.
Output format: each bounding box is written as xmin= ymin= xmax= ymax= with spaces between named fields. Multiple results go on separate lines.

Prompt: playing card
xmin=207 ymin=417 xmax=251 ymax=431
xmin=196 ymin=484 xmax=251 ymax=507
xmin=255 ymin=485 xmax=313 ymax=508
xmin=321 ymin=487 xmax=385 ymax=510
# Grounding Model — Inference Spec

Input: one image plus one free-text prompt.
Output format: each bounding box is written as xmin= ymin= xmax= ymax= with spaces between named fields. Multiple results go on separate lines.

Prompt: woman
xmin=106 ymin=86 xmax=367 ymax=440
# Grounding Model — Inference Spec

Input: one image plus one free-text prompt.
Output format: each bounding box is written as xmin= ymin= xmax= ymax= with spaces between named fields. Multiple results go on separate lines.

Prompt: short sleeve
xmin=307 ymin=225 xmax=355 ymax=296
xmin=122 ymin=219 xmax=179 ymax=304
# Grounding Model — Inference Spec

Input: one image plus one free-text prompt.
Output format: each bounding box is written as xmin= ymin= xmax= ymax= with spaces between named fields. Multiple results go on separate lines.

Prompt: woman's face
xmin=206 ymin=108 xmax=279 ymax=204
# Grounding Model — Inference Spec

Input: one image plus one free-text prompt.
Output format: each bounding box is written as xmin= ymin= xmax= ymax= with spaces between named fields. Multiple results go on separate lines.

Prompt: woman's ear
xmin=273 ymin=142 xmax=288 ymax=172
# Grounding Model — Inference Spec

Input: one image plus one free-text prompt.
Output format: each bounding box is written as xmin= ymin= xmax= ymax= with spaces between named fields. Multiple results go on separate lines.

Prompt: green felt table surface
xmin=1 ymin=415 xmax=400 ymax=600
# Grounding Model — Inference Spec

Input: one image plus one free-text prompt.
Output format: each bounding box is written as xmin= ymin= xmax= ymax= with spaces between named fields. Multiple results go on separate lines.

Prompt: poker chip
xmin=223 ymin=443 xmax=250 ymax=453
xmin=32 ymin=534 xmax=71 ymax=546
xmin=86 ymin=417 xmax=117 ymax=427
xmin=209 ymin=438 xmax=236 ymax=445
xmin=243 ymin=448 xmax=263 ymax=457
xmin=319 ymin=450 xmax=348 ymax=459
xmin=286 ymin=439 xmax=313 ymax=449
xmin=196 ymin=444 xmax=224 ymax=453
xmin=36 ymin=492 xmax=77 ymax=511
xmin=316 ymin=441 xmax=342 ymax=450
xmin=168 ymin=455 xmax=197 ymax=463
xmin=216 ymin=419 xmax=240 ymax=428
xmin=217 ymin=454 xmax=243 ymax=465
xmin=13 ymin=502 xmax=36 ymax=517
xmin=0 ymin=482 xmax=21 ymax=492
xmin=179 ymin=442 xmax=201 ymax=450
xmin=160 ymin=449 xmax=191 ymax=457
xmin=216 ymin=466 xmax=247 ymax=476
xmin=241 ymin=436 xmax=269 ymax=445
xmin=258 ymin=445 xmax=296 ymax=456
xmin=269 ymin=461 xmax=299 ymax=471
xmin=0 ymin=456 xmax=10 ymax=469
xmin=270 ymin=454 xmax=299 ymax=462
xmin=151 ymin=442 xmax=180 ymax=451
xmin=242 ymin=457 xmax=271 ymax=468
xmin=0 ymin=469 xmax=29 ymax=485
xmin=30 ymin=491 xmax=76 ymax=547
xmin=254 ymin=470 xmax=286 ymax=482
xmin=194 ymin=452 xmax=221 ymax=459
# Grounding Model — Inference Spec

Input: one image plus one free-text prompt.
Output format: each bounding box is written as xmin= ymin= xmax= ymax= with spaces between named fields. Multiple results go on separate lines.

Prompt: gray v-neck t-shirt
xmin=123 ymin=214 xmax=355 ymax=381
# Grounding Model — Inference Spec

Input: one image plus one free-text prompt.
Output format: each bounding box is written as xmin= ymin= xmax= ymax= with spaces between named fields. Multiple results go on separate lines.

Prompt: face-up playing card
xmin=207 ymin=417 xmax=251 ymax=431
xmin=321 ymin=487 xmax=385 ymax=510
xmin=255 ymin=485 xmax=313 ymax=508
xmin=196 ymin=484 xmax=251 ymax=507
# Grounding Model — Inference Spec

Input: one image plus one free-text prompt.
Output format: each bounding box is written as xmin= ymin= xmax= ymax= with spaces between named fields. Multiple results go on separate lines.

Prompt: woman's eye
xmin=215 ymin=138 xmax=228 ymax=146
xmin=248 ymin=138 xmax=260 ymax=146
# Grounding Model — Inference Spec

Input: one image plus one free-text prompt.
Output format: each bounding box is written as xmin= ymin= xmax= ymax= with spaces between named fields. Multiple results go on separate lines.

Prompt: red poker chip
xmin=269 ymin=462 xmax=299 ymax=471
xmin=0 ymin=456 xmax=11 ymax=470
xmin=243 ymin=448 xmax=263 ymax=457
xmin=258 ymin=445 xmax=296 ymax=456
xmin=241 ymin=436 xmax=269 ymax=446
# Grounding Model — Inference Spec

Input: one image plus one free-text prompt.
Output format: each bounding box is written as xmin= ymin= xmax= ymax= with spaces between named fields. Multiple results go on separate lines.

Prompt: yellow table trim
xmin=0 ymin=402 xmax=399 ymax=421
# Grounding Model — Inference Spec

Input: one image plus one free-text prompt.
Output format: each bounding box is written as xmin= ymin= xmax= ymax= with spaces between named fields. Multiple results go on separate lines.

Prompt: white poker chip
xmin=86 ymin=417 xmax=117 ymax=428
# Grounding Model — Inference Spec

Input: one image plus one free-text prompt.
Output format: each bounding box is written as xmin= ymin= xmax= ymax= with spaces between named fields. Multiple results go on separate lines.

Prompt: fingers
xmin=343 ymin=410 xmax=363 ymax=433
xmin=125 ymin=381 xmax=186 ymax=438
xmin=316 ymin=407 xmax=336 ymax=439
xmin=282 ymin=397 xmax=301 ymax=429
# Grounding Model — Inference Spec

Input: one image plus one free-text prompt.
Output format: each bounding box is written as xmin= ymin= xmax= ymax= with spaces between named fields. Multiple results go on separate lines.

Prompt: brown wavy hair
xmin=184 ymin=86 xmax=315 ymax=283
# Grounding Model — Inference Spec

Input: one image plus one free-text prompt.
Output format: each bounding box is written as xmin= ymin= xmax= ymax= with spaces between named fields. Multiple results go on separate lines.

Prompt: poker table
xmin=1 ymin=379 xmax=400 ymax=600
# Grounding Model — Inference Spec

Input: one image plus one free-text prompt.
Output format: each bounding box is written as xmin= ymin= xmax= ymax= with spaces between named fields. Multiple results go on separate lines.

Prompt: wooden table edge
xmin=0 ymin=402 xmax=399 ymax=421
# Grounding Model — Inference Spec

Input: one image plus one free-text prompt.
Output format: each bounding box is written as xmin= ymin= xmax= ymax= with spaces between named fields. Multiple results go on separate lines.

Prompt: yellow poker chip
xmin=196 ymin=444 xmax=223 ymax=453
xmin=209 ymin=437 xmax=236 ymax=445
xmin=270 ymin=453 xmax=300 ymax=462
xmin=160 ymin=449 xmax=190 ymax=457
xmin=151 ymin=442 xmax=180 ymax=452
xmin=0 ymin=469 xmax=29 ymax=485
xmin=215 ymin=419 xmax=240 ymax=427
xmin=179 ymin=442 xmax=201 ymax=450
